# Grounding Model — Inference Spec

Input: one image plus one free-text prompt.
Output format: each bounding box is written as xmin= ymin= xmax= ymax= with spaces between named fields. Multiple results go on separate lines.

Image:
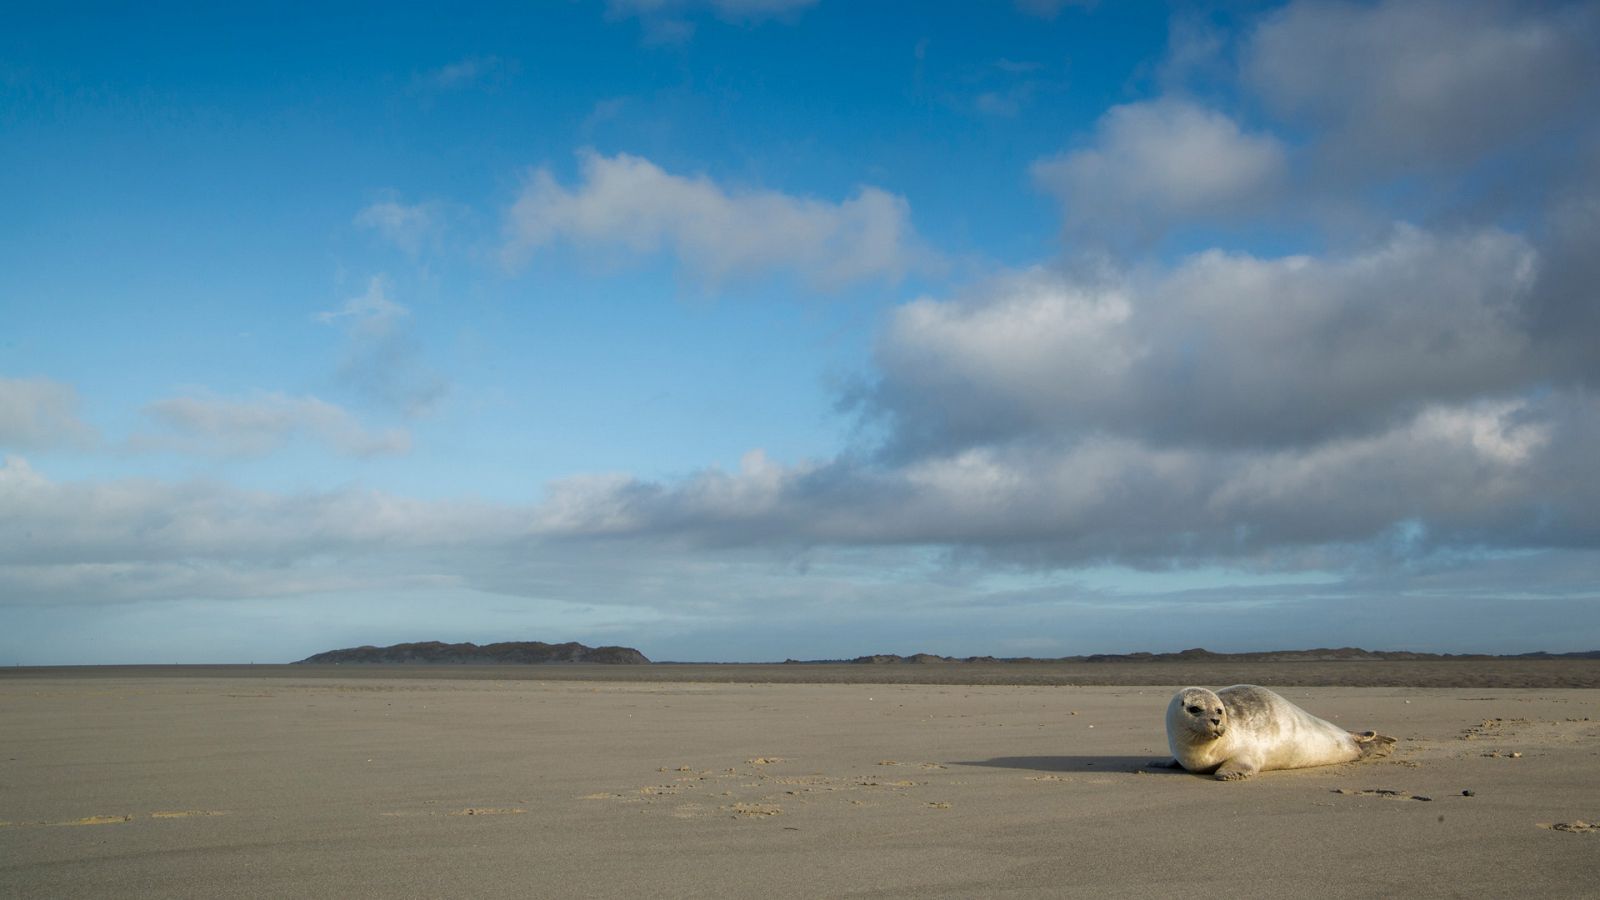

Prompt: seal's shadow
xmin=951 ymin=755 xmax=1186 ymax=774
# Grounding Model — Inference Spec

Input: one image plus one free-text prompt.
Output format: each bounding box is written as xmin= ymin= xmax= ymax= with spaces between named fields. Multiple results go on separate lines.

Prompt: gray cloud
xmin=1524 ymin=155 xmax=1600 ymax=385
xmin=865 ymin=226 xmax=1538 ymax=455
xmin=502 ymin=151 xmax=934 ymax=288
xmin=1243 ymin=0 xmax=1600 ymax=173
xmin=0 ymin=376 xmax=96 ymax=450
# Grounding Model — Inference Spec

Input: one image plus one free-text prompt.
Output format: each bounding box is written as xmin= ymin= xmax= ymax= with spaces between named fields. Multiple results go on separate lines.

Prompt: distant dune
xmin=828 ymin=647 xmax=1600 ymax=664
xmin=296 ymin=641 xmax=649 ymax=665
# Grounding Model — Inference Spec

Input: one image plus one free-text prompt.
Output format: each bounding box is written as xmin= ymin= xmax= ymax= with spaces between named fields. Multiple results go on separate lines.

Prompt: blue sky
xmin=4 ymin=0 xmax=1599 ymax=664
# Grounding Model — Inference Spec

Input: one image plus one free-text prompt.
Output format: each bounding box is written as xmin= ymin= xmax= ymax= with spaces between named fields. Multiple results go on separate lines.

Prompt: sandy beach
xmin=3 ymin=667 xmax=1597 ymax=898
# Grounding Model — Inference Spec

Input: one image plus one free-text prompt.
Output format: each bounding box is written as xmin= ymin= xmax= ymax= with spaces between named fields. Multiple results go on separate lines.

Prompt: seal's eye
xmin=1215 ymin=708 xmax=1223 ymax=714
xmin=1186 ymin=705 xmax=1202 ymax=715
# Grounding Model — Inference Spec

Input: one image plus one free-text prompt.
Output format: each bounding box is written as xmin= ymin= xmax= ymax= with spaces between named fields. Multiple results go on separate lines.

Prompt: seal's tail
xmin=1351 ymin=730 xmax=1397 ymax=759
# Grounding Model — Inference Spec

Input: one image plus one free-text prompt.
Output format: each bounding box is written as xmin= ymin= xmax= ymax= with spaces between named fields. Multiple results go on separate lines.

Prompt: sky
xmin=3 ymin=0 xmax=1599 ymax=664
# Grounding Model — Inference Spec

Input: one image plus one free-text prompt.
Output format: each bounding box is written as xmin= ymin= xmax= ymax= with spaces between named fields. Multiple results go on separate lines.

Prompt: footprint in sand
xmin=378 ymin=806 xmax=527 ymax=817
xmin=593 ymin=756 xmax=958 ymax=821
xmin=1332 ymin=788 xmax=1433 ymax=802
xmin=1539 ymin=820 xmax=1599 ymax=834
xmin=0 ymin=817 xmax=119 ymax=828
xmin=2 ymin=811 xmax=232 ymax=829
xmin=52 ymin=815 xmax=134 ymax=826
xmin=728 ymin=803 xmax=782 ymax=817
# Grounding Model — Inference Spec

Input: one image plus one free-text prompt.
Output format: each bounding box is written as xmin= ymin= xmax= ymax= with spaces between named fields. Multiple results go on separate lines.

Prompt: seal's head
xmin=1169 ymin=687 xmax=1228 ymax=742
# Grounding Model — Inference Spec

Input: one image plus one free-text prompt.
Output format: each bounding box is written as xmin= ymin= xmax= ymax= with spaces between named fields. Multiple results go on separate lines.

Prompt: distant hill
xmin=296 ymin=641 xmax=649 ymax=665
xmin=836 ymin=647 xmax=1600 ymax=664
xmin=296 ymin=642 xmax=1598 ymax=666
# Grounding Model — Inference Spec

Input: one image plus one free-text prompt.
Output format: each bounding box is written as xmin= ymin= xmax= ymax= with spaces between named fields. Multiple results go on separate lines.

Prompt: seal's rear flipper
xmin=1352 ymin=730 xmax=1397 ymax=759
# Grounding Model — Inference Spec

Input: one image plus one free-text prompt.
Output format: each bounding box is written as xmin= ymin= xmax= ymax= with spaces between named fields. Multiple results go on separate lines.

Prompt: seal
xmin=1164 ymin=684 xmax=1394 ymax=780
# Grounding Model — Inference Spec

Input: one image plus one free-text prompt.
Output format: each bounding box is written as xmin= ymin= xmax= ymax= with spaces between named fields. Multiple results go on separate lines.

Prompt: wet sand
xmin=3 ymin=667 xmax=1597 ymax=897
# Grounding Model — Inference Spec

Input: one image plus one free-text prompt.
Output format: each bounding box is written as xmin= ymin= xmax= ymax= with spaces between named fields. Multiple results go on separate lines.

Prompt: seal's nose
xmin=1209 ymin=717 xmax=1221 ymax=727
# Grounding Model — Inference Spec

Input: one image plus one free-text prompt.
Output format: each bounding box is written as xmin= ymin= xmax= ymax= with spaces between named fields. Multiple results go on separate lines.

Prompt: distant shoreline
xmin=4 ymin=657 xmax=1598 ymax=688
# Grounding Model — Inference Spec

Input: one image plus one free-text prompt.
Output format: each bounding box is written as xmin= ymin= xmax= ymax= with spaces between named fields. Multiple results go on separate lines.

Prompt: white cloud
xmin=606 ymin=0 xmax=818 ymax=43
xmin=973 ymin=80 xmax=1045 ymax=118
xmin=0 ymin=376 xmax=97 ymax=450
xmin=1031 ymin=99 xmax=1288 ymax=242
xmin=1014 ymin=0 xmax=1096 ymax=19
xmin=1243 ymin=0 xmax=1600 ymax=171
xmin=316 ymin=275 xmax=409 ymax=334
xmin=354 ymin=197 xmax=438 ymax=256
xmin=503 ymin=150 xmax=931 ymax=288
xmin=139 ymin=391 xmax=411 ymax=459
xmin=608 ymin=0 xmax=819 ymax=19
xmin=974 ymin=90 xmax=1023 ymax=118
xmin=0 ymin=455 xmax=511 ymax=605
xmin=411 ymin=55 xmax=514 ymax=96
xmin=1157 ymin=15 xmax=1228 ymax=91
xmin=317 ymin=277 xmax=448 ymax=416
xmin=0 ymin=455 xmax=507 ymax=568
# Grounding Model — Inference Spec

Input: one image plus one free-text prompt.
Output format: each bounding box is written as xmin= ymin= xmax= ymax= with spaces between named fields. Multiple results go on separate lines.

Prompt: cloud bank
xmin=869 ymin=226 xmax=1539 ymax=453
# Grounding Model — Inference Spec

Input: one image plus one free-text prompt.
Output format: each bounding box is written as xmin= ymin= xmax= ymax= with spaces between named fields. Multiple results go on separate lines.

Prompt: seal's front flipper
xmin=1214 ymin=757 xmax=1260 ymax=780
xmin=1352 ymin=730 xmax=1397 ymax=760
